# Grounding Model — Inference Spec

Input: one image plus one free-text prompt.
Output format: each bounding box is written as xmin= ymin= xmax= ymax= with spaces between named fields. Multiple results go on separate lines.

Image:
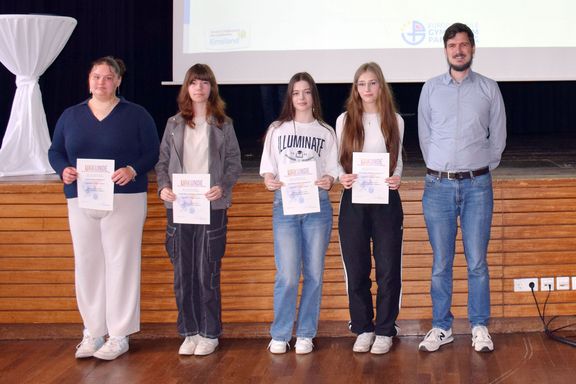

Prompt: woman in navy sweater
xmin=48 ymin=56 xmax=159 ymax=360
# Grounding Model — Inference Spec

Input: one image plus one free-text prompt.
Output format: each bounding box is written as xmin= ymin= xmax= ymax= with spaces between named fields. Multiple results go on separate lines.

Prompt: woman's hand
xmin=112 ymin=167 xmax=136 ymax=186
xmin=263 ymin=173 xmax=283 ymax=191
xmin=160 ymin=187 xmax=177 ymax=202
xmin=315 ymin=175 xmax=334 ymax=190
xmin=386 ymin=175 xmax=401 ymax=190
xmin=205 ymin=185 xmax=223 ymax=201
xmin=339 ymin=173 xmax=357 ymax=189
xmin=62 ymin=167 xmax=78 ymax=185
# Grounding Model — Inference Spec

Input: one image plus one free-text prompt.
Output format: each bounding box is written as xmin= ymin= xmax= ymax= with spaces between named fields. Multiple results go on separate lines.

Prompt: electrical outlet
xmin=541 ymin=277 xmax=555 ymax=291
xmin=572 ymin=277 xmax=576 ymax=290
xmin=557 ymin=276 xmax=570 ymax=290
xmin=514 ymin=278 xmax=539 ymax=292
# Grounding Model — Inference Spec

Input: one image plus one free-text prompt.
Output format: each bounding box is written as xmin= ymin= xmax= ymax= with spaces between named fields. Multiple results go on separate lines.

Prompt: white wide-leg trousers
xmin=67 ymin=193 xmax=147 ymax=337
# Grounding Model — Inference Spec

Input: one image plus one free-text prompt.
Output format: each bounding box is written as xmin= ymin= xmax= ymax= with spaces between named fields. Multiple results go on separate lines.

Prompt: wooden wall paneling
xmin=1 ymin=178 xmax=575 ymax=327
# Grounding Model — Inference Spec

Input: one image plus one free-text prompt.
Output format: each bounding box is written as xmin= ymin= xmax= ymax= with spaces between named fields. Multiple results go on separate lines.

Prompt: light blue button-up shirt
xmin=418 ymin=70 xmax=507 ymax=172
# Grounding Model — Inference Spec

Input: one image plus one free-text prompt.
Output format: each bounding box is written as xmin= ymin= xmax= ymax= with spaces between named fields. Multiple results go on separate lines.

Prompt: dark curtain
xmin=1 ymin=1 xmax=575 ymax=161
xmin=0 ymin=0 xmax=173 ymax=144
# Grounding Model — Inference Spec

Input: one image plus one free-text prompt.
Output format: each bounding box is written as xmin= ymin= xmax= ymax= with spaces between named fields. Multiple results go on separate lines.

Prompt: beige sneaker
xmin=370 ymin=336 xmax=393 ymax=354
xmin=179 ymin=335 xmax=200 ymax=355
xmin=75 ymin=330 xmax=104 ymax=359
xmin=194 ymin=336 xmax=219 ymax=356
xmin=472 ymin=326 xmax=494 ymax=352
xmin=268 ymin=339 xmax=289 ymax=354
xmin=353 ymin=332 xmax=375 ymax=352
xmin=418 ymin=328 xmax=454 ymax=352
xmin=295 ymin=337 xmax=314 ymax=354
xmin=93 ymin=336 xmax=129 ymax=360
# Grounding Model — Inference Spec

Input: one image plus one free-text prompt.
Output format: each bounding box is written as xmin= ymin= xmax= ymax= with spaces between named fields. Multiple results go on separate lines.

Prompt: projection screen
xmin=169 ymin=0 xmax=576 ymax=84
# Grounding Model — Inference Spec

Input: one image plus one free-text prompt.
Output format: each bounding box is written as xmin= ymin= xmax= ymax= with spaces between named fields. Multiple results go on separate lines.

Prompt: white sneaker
xmin=353 ymin=332 xmax=375 ymax=353
xmin=93 ymin=336 xmax=129 ymax=360
xmin=75 ymin=330 xmax=104 ymax=359
xmin=472 ymin=325 xmax=494 ymax=352
xmin=295 ymin=337 xmax=314 ymax=354
xmin=370 ymin=336 xmax=393 ymax=354
xmin=194 ymin=336 xmax=219 ymax=356
xmin=268 ymin=339 xmax=289 ymax=354
xmin=179 ymin=335 xmax=200 ymax=355
xmin=418 ymin=328 xmax=454 ymax=352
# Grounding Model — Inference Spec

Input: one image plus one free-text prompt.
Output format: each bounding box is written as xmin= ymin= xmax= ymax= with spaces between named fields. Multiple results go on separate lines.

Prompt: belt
xmin=426 ymin=167 xmax=489 ymax=180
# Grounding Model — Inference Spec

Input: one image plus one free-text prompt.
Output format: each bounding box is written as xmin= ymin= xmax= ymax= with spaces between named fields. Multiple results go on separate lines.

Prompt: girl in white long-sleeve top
xmin=260 ymin=72 xmax=338 ymax=354
xmin=336 ymin=62 xmax=404 ymax=355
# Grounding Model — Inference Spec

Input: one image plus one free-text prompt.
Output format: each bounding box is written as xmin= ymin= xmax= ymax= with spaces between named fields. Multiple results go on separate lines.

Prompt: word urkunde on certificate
xmin=77 ymin=158 xmax=115 ymax=211
xmin=279 ymin=161 xmax=320 ymax=215
xmin=172 ymin=173 xmax=211 ymax=224
xmin=352 ymin=152 xmax=390 ymax=204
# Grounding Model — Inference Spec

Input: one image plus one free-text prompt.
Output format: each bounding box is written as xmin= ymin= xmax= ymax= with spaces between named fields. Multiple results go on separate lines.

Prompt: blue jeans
xmin=422 ymin=173 xmax=493 ymax=330
xmin=270 ymin=189 xmax=333 ymax=341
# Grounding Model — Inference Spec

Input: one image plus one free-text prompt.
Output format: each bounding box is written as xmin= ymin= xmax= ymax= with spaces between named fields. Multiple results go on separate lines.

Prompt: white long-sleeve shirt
xmin=260 ymin=120 xmax=339 ymax=180
xmin=335 ymin=112 xmax=405 ymax=177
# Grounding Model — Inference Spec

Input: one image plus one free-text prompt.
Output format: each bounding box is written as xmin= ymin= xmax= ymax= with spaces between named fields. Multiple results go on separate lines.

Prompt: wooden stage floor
xmin=1 ymin=333 xmax=575 ymax=384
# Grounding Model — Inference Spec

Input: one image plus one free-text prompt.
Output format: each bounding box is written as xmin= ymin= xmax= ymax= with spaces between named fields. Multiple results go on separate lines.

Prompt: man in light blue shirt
xmin=417 ymin=22 xmax=506 ymax=353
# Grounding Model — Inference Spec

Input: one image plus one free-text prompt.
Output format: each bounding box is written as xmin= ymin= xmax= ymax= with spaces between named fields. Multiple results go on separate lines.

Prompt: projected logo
xmin=207 ymin=28 xmax=249 ymax=51
xmin=401 ymin=21 xmax=426 ymax=45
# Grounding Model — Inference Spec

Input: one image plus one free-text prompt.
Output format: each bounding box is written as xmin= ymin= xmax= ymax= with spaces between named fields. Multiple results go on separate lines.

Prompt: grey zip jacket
xmin=155 ymin=113 xmax=242 ymax=210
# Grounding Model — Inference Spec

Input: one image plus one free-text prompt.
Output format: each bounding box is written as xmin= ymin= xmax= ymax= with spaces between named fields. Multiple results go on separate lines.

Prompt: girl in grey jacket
xmin=155 ymin=64 xmax=242 ymax=356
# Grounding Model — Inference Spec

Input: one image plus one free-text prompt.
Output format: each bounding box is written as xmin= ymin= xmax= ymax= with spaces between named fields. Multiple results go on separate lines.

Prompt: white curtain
xmin=0 ymin=15 xmax=77 ymax=177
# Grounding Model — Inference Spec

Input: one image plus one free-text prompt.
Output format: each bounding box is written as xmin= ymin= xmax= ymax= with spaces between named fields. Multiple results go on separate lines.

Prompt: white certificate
xmin=279 ymin=161 xmax=320 ymax=215
xmin=76 ymin=158 xmax=115 ymax=211
xmin=172 ymin=173 xmax=211 ymax=224
xmin=352 ymin=152 xmax=390 ymax=204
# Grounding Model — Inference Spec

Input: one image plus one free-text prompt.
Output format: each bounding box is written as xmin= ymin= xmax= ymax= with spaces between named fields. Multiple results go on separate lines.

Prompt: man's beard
xmin=448 ymin=56 xmax=473 ymax=72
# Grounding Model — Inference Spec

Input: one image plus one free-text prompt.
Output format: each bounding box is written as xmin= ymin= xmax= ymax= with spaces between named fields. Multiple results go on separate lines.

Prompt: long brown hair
xmin=177 ymin=64 xmax=227 ymax=128
xmin=275 ymin=72 xmax=325 ymax=125
xmin=339 ymin=62 xmax=400 ymax=174
xmin=264 ymin=72 xmax=334 ymax=159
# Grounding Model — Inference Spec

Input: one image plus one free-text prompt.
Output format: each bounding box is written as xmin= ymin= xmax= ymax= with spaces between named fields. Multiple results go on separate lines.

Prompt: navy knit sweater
xmin=48 ymin=98 xmax=160 ymax=198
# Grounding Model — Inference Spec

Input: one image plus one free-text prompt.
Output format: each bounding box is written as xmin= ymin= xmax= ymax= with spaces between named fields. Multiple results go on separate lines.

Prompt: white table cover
xmin=0 ymin=14 xmax=77 ymax=176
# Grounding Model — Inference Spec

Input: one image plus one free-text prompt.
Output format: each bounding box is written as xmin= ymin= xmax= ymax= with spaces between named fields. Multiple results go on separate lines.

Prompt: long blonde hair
xmin=339 ymin=62 xmax=400 ymax=174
